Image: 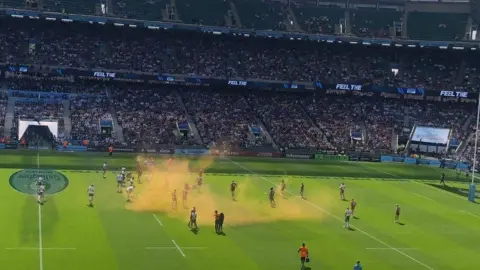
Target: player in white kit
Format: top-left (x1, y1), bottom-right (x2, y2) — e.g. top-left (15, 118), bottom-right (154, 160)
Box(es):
top-left (37, 178), bottom-right (45, 204)
top-left (339, 183), bottom-right (346, 200)
top-left (117, 174), bottom-right (123, 193)
top-left (102, 162), bottom-right (108, 178)
top-left (126, 184), bottom-right (135, 202)
top-left (121, 167), bottom-right (126, 180)
top-left (344, 207), bottom-right (352, 228)
top-left (88, 184), bottom-right (95, 206)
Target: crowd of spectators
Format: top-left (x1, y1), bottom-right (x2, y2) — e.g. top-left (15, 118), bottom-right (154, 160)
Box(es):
top-left (0, 92), bottom-right (7, 134)
top-left (2, 18), bottom-right (480, 91)
top-left (181, 90), bottom-right (261, 148)
top-left (70, 95), bottom-right (113, 145)
top-left (247, 93), bottom-right (331, 150)
top-left (111, 87), bottom-right (190, 146)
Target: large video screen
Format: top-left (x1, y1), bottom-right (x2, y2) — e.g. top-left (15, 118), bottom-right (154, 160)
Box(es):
top-left (411, 126), bottom-right (450, 144)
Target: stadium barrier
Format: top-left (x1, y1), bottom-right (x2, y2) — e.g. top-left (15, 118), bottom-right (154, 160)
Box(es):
top-left (175, 148), bottom-right (209, 156)
top-left (380, 155), bottom-right (469, 170)
top-left (285, 153), bottom-right (312, 159)
top-left (86, 146), bottom-right (173, 154)
top-left (57, 145), bottom-right (87, 152)
top-left (315, 153), bottom-right (349, 161)
top-left (1, 143), bottom-right (18, 149)
top-left (212, 150), bottom-right (283, 158)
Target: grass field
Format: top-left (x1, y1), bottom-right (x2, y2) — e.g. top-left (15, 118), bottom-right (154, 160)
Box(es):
top-left (1, 151), bottom-right (479, 270)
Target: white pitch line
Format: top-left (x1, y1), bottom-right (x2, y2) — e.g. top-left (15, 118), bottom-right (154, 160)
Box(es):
top-left (145, 247), bottom-right (207, 250)
top-left (172, 240), bottom-right (186, 257)
top-left (226, 158), bottom-right (435, 270)
top-left (366, 247), bottom-right (418, 250)
top-left (152, 214), bottom-right (163, 226)
top-left (6, 248), bottom-right (76, 250)
top-left (413, 193), bottom-right (434, 201)
top-left (37, 152), bottom-right (43, 270)
top-left (460, 210), bottom-right (480, 219)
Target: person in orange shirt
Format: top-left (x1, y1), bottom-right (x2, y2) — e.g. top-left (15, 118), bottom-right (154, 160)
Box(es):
top-left (108, 145), bottom-right (113, 157)
top-left (298, 243), bottom-right (309, 269)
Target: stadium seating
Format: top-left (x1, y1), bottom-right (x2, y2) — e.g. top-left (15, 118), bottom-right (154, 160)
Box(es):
top-left (181, 90), bottom-right (258, 148)
top-left (0, 0), bottom-right (25, 9)
top-left (350, 8), bottom-right (402, 37)
top-left (70, 95), bottom-right (113, 145)
top-left (234, 0), bottom-right (287, 31)
top-left (407, 12), bottom-right (469, 41)
top-left (292, 5), bottom-right (344, 34)
top-left (42, 0), bottom-right (97, 15)
top-left (247, 93), bottom-right (330, 149)
top-left (111, 87), bottom-right (187, 146)
top-left (111, 0), bottom-right (167, 21)
top-left (176, 0), bottom-right (230, 26)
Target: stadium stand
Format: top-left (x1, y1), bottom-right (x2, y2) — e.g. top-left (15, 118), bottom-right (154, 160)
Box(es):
top-left (111, 87), bottom-right (189, 146)
top-left (112, 0), bottom-right (167, 21)
top-left (407, 12), bottom-right (469, 41)
top-left (181, 89), bottom-right (258, 148)
top-left (350, 8), bottom-right (402, 38)
top-left (176, 0), bottom-right (230, 26)
top-left (292, 5), bottom-right (344, 34)
top-left (234, 0), bottom-right (288, 31)
top-left (42, 0), bottom-right (97, 15)
top-left (70, 95), bottom-right (113, 145)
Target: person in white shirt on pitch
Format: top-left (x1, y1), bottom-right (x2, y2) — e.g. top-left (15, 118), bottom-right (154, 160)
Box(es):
top-left (126, 184), bottom-right (135, 202)
top-left (88, 185), bottom-right (95, 206)
top-left (37, 178), bottom-right (46, 204)
top-left (344, 207), bottom-right (352, 228)
top-left (102, 162), bottom-right (108, 179)
top-left (117, 174), bottom-right (123, 193)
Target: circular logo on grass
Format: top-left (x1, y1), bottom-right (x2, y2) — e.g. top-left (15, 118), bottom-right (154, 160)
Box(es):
top-left (9, 169), bottom-right (69, 195)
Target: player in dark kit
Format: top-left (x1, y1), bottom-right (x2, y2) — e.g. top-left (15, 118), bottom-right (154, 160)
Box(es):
top-left (230, 181), bottom-right (237, 200)
top-left (196, 169), bottom-right (204, 190)
top-left (300, 183), bottom-right (305, 199)
top-left (394, 204), bottom-right (401, 223)
top-left (440, 172), bottom-right (446, 185)
top-left (269, 187), bottom-right (276, 208)
top-left (171, 189), bottom-right (177, 210)
top-left (183, 183), bottom-right (189, 208)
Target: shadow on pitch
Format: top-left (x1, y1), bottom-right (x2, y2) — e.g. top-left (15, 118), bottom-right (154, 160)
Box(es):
top-left (353, 216), bottom-right (360, 220)
top-left (191, 228), bottom-right (199, 235)
top-left (347, 227), bottom-right (356, 231)
top-left (303, 267), bottom-right (312, 270)
top-left (216, 232), bottom-right (227, 236)
top-left (398, 222), bottom-right (405, 226)
top-left (427, 183), bottom-right (480, 203)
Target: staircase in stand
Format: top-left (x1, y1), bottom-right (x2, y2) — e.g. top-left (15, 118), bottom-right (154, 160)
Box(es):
top-left (105, 88), bottom-right (125, 143)
top-left (3, 96), bottom-right (16, 138)
top-left (62, 99), bottom-right (71, 138)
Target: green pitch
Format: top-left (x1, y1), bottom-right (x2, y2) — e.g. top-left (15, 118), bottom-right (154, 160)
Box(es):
top-left (0, 151), bottom-right (479, 270)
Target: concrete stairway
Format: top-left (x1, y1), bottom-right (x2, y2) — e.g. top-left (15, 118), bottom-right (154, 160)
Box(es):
top-left (62, 99), bottom-right (72, 138)
top-left (174, 91), bottom-right (203, 144)
top-left (105, 89), bottom-right (125, 143)
top-left (3, 96), bottom-right (16, 138)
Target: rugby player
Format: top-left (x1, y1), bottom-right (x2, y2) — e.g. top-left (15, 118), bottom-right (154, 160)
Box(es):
top-left (230, 181), bottom-right (237, 200)
top-left (394, 204), bottom-right (401, 223)
top-left (340, 182), bottom-right (346, 200)
top-left (87, 184), bottom-right (95, 206)
top-left (344, 207), bottom-right (352, 228)
top-left (102, 162), bottom-right (108, 179)
top-left (126, 184), bottom-right (134, 202)
top-left (269, 187), bottom-right (276, 208)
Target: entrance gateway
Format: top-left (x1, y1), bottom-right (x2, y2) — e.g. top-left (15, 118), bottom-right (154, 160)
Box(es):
top-left (9, 169), bottom-right (69, 195)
